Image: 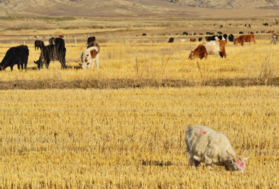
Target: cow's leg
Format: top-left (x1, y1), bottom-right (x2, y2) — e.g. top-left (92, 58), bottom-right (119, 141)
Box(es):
top-left (10, 66), bottom-right (13, 71)
top-left (17, 63), bottom-right (20, 70)
top-left (96, 58), bottom-right (99, 68)
top-left (219, 52), bottom-right (224, 58)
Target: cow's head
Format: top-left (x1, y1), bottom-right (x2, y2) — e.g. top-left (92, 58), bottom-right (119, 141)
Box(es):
top-left (188, 51), bottom-right (195, 59)
top-left (234, 39), bottom-right (239, 45)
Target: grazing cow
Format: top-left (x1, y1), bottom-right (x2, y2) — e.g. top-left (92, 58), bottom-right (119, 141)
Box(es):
top-left (0, 45), bottom-right (29, 71)
top-left (206, 32), bottom-right (214, 35)
top-left (202, 40), bottom-right (227, 58)
top-left (190, 38), bottom-right (196, 42)
top-left (168, 37), bottom-right (174, 43)
top-left (234, 34), bottom-right (256, 46)
top-left (267, 31), bottom-right (274, 33)
top-left (228, 34), bottom-right (234, 42)
top-left (49, 37), bottom-right (55, 45)
top-left (206, 35), bottom-right (218, 41)
top-left (248, 24), bottom-right (251, 28)
top-left (271, 33), bottom-right (279, 44)
top-left (175, 33), bottom-right (179, 35)
top-left (34, 45), bottom-right (66, 69)
top-left (256, 31), bottom-right (258, 33)
top-left (34, 40), bottom-right (45, 50)
top-left (220, 25), bottom-right (223, 28)
top-left (263, 23), bottom-right (269, 26)
top-left (189, 39), bottom-right (227, 59)
top-left (261, 31), bottom-right (265, 33)
top-left (217, 34), bottom-right (227, 42)
top-left (239, 31), bottom-right (244, 34)
top-left (217, 31), bottom-right (223, 35)
top-left (142, 33), bottom-right (146, 36)
top-left (198, 37), bottom-right (202, 42)
top-left (188, 45), bottom-right (208, 60)
top-left (244, 24), bottom-right (247, 27)
top-left (80, 46), bottom-right (100, 69)
top-left (248, 31), bottom-right (254, 34)
top-left (183, 32), bottom-right (188, 35)
top-left (199, 33), bottom-right (203, 35)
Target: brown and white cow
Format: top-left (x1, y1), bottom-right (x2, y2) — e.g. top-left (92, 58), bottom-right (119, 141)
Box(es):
top-left (189, 39), bottom-right (227, 59)
top-left (80, 46), bottom-right (100, 69)
top-left (188, 45), bottom-right (208, 60)
top-left (190, 38), bottom-right (196, 42)
top-left (271, 33), bottom-right (279, 44)
top-left (234, 34), bottom-right (256, 46)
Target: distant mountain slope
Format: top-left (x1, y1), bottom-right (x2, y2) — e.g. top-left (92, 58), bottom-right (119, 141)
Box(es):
top-left (164, 0), bottom-right (279, 8)
top-left (0, 0), bottom-right (279, 17)
top-left (0, 0), bottom-right (182, 16)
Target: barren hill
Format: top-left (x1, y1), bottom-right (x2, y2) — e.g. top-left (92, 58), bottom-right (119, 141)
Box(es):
top-left (0, 0), bottom-right (279, 17)
top-left (164, 0), bottom-right (279, 8)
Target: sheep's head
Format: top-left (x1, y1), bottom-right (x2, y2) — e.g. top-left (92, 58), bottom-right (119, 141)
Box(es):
top-left (226, 150), bottom-right (249, 173)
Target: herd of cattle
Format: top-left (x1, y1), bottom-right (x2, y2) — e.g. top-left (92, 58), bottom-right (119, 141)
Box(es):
top-left (0, 36), bottom-right (100, 71)
top-left (0, 30), bottom-right (278, 70)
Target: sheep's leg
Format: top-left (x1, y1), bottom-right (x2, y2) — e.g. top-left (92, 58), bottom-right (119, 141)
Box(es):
top-left (188, 156), bottom-right (200, 167)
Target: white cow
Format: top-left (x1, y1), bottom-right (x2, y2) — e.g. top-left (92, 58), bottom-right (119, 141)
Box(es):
top-left (80, 46), bottom-right (100, 69)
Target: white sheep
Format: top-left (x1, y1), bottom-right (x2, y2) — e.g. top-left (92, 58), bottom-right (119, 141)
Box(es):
top-left (185, 124), bottom-right (249, 172)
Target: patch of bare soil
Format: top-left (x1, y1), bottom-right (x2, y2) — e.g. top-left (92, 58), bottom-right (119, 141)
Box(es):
top-left (0, 78), bottom-right (278, 90)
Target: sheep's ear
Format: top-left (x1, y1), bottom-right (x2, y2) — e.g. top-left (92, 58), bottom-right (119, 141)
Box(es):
top-left (243, 157), bottom-right (249, 161)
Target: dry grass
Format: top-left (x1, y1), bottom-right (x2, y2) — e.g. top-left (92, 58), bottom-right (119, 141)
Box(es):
top-left (1, 87), bottom-right (279, 188)
top-left (0, 39), bottom-right (278, 85)
top-left (0, 34), bottom-right (279, 188)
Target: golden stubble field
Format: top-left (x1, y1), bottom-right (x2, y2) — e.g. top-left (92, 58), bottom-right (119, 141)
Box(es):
top-left (1, 87), bottom-right (279, 188)
top-left (0, 36), bottom-right (279, 188)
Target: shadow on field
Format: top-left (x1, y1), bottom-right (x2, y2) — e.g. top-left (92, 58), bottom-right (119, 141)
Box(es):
top-left (141, 160), bottom-right (172, 167)
top-left (0, 78), bottom-right (279, 90)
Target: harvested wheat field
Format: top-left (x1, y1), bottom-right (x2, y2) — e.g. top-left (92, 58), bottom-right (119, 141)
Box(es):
top-left (0, 37), bottom-right (279, 188)
top-left (1, 87), bottom-right (279, 188)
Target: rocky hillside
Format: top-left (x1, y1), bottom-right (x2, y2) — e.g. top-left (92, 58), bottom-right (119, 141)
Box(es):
top-left (165, 0), bottom-right (279, 8)
top-left (0, 0), bottom-right (180, 16)
top-left (0, 0), bottom-right (279, 17)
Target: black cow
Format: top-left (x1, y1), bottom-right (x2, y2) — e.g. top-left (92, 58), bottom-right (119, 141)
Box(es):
top-left (168, 38), bottom-right (174, 43)
top-left (198, 37), bottom-right (202, 42)
top-left (34, 40), bottom-right (45, 50)
top-left (34, 45), bottom-right (66, 70)
top-left (219, 34), bottom-right (228, 42)
top-left (217, 31), bottom-right (223, 35)
top-left (183, 32), bottom-right (188, 35)
top-left (206, 35), bottom-right (218, 41)
top-left (142, 33), bottom-right (146, 36)
top-left (220, 25), bottom-right (223, 28)
top-left (87, 36), bottom-right (96, 45)
top-left (0, 45), bottom-right (29, 71)
top-left (206, 32), bottom-right (214, 35)
top-left (245, 24), bottom-right (247, 27)
top-left (248, 24), bottom-right (251, 28)
top-left (263, 23), bottom-right (269, 26)
top-left (239, 31), bottom-right (244, 34)
top-left (228, 34), bottom-right (234, 42)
